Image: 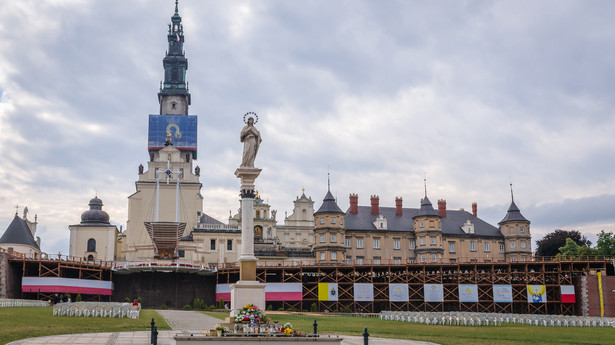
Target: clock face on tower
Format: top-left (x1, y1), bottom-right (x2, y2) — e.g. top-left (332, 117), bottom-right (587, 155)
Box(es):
top-left (165, 169), bottom-right (172, 177)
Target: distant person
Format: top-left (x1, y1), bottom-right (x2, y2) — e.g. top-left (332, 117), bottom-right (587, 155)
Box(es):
top-left (62, 294), bottom-right (68, 303)
top-left (132, 299), bottom-right (139, 306)
top-left (52, 294), bottom-right (59, 305)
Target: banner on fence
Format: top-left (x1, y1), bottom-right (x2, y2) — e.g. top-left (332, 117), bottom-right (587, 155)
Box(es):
top-left (424, 284), bottom-right (444, 302)
top-left (21, 277), bottom-right (113, 295)
top-left (560, 285), bottom-right (575, 303)
top-left (493, 284), bottom-right (513, 303)
top-left (527, 285), bottom-right (547, 303)
top-left (353, 283), bottom-right (374, 302)
top-left (389, 284), bottom-right (409, 302)
top-left (216, 283), bottom-right (303, 302)
top-left (458, 284), bottom-right (479, 303)
top-left (318, 283), bottom-right (338, 301)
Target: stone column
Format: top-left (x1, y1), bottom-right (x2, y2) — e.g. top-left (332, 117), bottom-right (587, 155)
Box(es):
top-left (230, 167), bottom-right (265, 317)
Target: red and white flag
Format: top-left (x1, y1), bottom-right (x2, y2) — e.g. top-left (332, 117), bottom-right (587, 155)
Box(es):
top-left (561, 285), bottom-right (575, 303)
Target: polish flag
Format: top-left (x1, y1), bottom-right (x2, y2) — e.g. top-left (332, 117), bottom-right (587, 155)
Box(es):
top-left (561, 285), bottom-right (575, 303)
top-left (216, 283), bottom-right (302, 302)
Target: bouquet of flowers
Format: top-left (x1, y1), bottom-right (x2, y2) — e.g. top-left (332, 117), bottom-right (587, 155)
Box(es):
top-left (234, 304), bottom-right (265, 323)
top-left (283, 322), bottom-right (293, 335)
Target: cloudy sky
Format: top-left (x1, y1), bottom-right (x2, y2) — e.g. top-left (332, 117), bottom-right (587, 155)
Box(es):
top-left (1, 0), bottom-right (614, 255)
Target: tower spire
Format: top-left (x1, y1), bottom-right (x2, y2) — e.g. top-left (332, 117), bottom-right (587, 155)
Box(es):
top-left (327, 169), bottom-right (331, 192)
top-left (158, 0), bottom-right (191, 115)
top-left (510, 182), bottom-right (514, 202)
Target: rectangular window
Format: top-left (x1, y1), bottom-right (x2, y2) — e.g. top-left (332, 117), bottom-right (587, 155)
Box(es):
top-left (511, 257), bottom-right (517, 262)
top-left (331, 252), bottom-right (337, 260)
top-left (320, 234), bottom-right (325, 243)
top-left (374, 239), bottom-right (380, 249)
top-left (331, 234), bottom-right (336, 243)
top-left (470, 241), bottom-right (476, 251)
top-left (227, 240), bottom-right (232, 251)
top-left (357, 257), bottom-right (364, 265)
top-left (520, 226), bottom-right (525, 233)
top-left (394, 239), bottom-right (400, 249)
top-left (449, 242), bottom-right (455, 253)
top-left (420, 238), bottom-right (425, 246)
top-left (320, 252), bottom-right (325, 261)
top-left (345, 239), bottom-right (351, 247)
top-left (394, 257), bottom-right (401, 264)
top-left (374, 257), bottom-right (381, 265)
top-left (210, 239), bottom-right (216, 250)
top-left (409, 240), bottom-right (415, 249)
top-left (521, 241), bottom-right (526, 248)
top-left (484, 242), bottom-right (490, 252)
top-left (431, 254), bottom-right (437, 262)
top-left (419, 221), bottom-right (425, 228)
top-left (500, 244), bottom-right (505, 253)
top-left (431, 237), bottom-right (436, 245)
top-left (320, 218), bottom-right (325, 224)
top-left (357, 239), bottom-right (364, 249)
top-left (510, 241), bottom-right (516, 249)
top-left (331, 218), bottom-right (336, 224)
top-left (346, 258), bottom-right (352, 265)
top-left (178, 250), bottom-right (185, 258)
top-left (420, 254), bottom-right (426, 263)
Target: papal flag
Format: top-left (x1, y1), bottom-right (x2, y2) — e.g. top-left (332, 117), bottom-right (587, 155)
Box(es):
top-left (527, 285), bottom-right (547, 303)
top-left (318, 283), bottom-right (338, 301)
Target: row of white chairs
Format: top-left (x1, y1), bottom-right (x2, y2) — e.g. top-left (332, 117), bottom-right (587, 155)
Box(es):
top-left (0, 298), bottom-right (49, 308)
top-left (380, 311), bottom-right (615, 327)
top-left (52, 302), bottom-right (140, 318)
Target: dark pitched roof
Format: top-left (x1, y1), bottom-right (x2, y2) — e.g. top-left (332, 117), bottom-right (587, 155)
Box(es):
top-left (415, 196), bottom-right (441, 218)
top-left (0, 216), bottom-right (40, 250)
top-left (199, 213), bottom-right (224, 225)
top-left (345, 206), bottom-right (502, 238)
top-left (315, 190), bottom-right (344, 215)
top-left (499, 201), bottom-right (529, 224)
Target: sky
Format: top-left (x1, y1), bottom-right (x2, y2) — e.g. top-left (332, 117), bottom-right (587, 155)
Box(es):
top-left (0, 0), bottom-right (614, 255)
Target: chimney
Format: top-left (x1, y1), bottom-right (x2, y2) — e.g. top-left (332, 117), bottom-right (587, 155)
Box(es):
top-left (472, 202), bottom-right (477, 217)
top-left (438, 199), bottom-right (447, 217)
top-left (395, 197), bottom-right (403, 216)
top-left (370, 195), bottom-right (379, 215)
top-left (349, 194), bottom-right (358, 214)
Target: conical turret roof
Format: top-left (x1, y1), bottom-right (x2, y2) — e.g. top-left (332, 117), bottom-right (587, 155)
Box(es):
top-left (0, 215), bottom-right (40, 250)
top-left (414, 196), bottom-right (441, 218)
top-left (315, 190), bottom-right (344, 215)
top-left (499, 200), bottom-right (529, 224)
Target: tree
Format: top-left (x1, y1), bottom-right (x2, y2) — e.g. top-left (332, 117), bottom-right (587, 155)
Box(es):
top-left (535, 229), bottom-right (591, 257)
top-left (558, 238), bottom-right (580, 256)
top-left (596, 230), bottom-right (615, 255)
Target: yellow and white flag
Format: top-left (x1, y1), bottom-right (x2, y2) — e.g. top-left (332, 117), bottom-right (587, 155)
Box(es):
top-left (318, 283), bottom-right (338, 301)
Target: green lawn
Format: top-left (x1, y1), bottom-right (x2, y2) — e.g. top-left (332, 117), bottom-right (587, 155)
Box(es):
top-left (199, 311), bottom-right (615, 345)
top-left (0, 307), bottom-right (170, 345)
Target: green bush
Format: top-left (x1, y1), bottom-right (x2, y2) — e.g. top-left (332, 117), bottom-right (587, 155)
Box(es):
top-left (310, 303), bottom-right (318, 312)
top-left (343, 305), bottom-right (351, 313)
top-left (160, 304), bottom-right (168, 309)
top-left (183, 305), bottom-right (192, 310)
top-left (75, 294), bottom-right (82, 302)
top-left (65, 293), bottom-right (71, 301)
top-left (191, 298), bottom-right (206, 310)
top-left (266, 304), bottom-right (273, 311)
top-left (333, 309), bottom-right (339, 313)
top-left (277, 307), bottom-right (285, 311)
top-left (124, 297), bottom-right (131, 303)
top-left (136, 297), bottom-right (142, 304)
top-left (218, 298), bottom-right (225, 309)
top-left (208, 305), bottom-right (215, 310)
top-left (287, 308), bottom-right (296, 312)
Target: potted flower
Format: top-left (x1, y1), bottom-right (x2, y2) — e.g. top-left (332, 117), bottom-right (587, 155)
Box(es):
top-left (234, 304), bottom-right (266, 324)
top-left (215, 326), bottom-right (224, 336)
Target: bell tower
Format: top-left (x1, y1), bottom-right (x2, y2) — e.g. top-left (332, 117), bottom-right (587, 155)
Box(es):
top-left (158, 0), bottom-right (191, 116)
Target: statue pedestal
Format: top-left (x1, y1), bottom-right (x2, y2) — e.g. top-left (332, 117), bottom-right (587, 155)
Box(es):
top-left (229, 280), bottom-right (266, 317)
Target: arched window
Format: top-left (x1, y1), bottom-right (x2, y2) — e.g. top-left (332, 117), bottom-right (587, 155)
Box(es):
top-left (87, 238), bottom-right (96, 252)
top-left (87, 255), bottom-right (94, 262)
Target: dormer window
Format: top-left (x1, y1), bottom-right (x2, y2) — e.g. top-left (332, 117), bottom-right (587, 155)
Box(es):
top-left (373, 215), bottom-right (387, 230)
top-left (461, 219), bottom-right (475, 234)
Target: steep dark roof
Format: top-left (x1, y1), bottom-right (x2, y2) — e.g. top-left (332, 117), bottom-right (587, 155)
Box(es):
top-left (415, 196), bottom-right (441, 218)
top-left (199, 213), bottom-right (224, 225)
top-left (314, 191), bottom-right (344, 215)
top-left (345, 206), bottom-right (502, 238)
top-left (0, 216), bottom-right (40, 250)
top-left (499, 201), bottom-right (529, 224)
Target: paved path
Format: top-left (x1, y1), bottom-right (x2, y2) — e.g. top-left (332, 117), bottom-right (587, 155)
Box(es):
top-left (7, 310), bottom-right (438, 345)
top-left (157, 310), bottom-right (220, 331)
